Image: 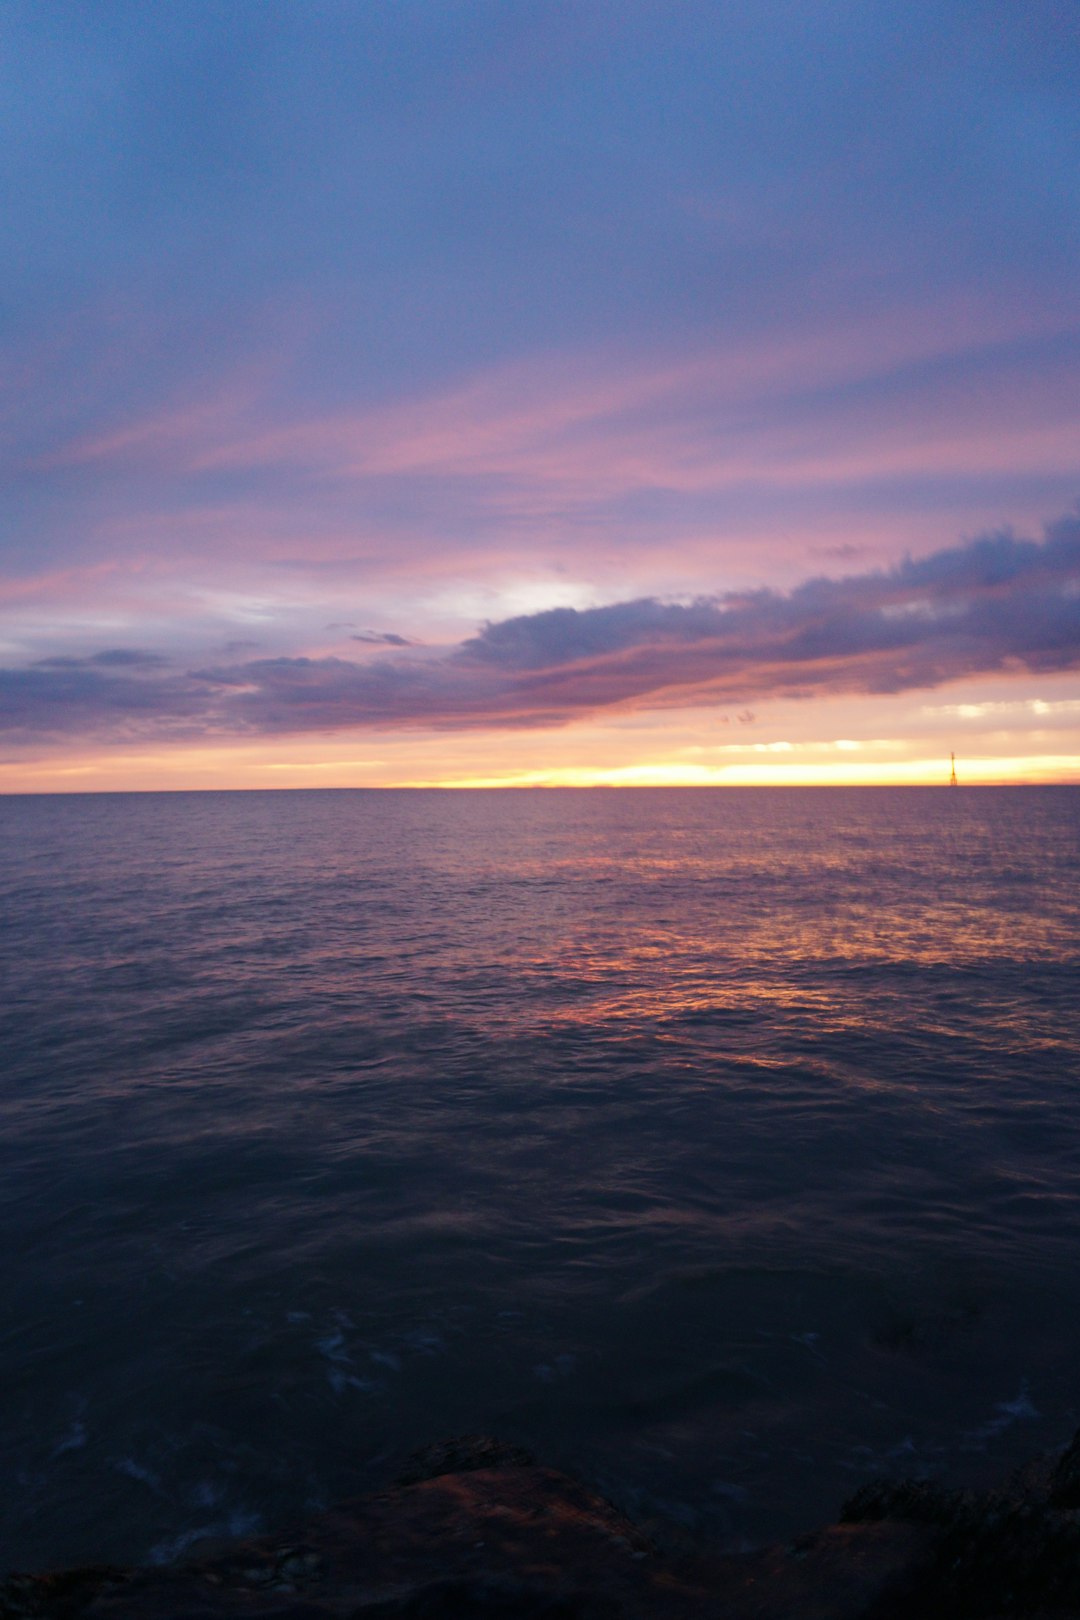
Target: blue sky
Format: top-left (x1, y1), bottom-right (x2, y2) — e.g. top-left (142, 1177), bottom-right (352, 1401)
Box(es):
top-left (3, 1), bottom-right (1079, 786)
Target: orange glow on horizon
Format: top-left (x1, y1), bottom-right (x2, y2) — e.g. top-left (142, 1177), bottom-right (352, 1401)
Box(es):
top-left (2, 678), bottom-right (1078, 794)
top-left (410, 756), bottom-right (1080, 789)
top-left (2, 744), bottom-right (1078, 794)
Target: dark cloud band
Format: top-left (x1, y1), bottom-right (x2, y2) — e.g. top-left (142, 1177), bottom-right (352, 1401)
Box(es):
top-left (4, 515), bottom-right (1079, 747)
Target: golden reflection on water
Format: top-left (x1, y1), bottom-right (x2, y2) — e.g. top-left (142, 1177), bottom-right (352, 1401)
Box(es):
top-left (509, 836), bottom-right (1070, 1031)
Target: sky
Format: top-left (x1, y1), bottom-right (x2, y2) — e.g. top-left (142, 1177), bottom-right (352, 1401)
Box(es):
top-left (3, 0), bottom-right (1080, 790)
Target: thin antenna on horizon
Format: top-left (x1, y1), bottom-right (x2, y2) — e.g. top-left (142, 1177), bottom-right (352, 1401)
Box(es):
top-left (949, 751), bottom-right (958, 787)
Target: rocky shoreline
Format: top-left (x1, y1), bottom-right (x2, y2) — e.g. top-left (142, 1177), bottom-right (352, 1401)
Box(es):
top-left (7, 1430), bottom-right (1080, 1618)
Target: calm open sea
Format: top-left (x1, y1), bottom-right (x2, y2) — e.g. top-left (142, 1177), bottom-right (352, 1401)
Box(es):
top-left (2, 786), bottom-right (1079, 1569)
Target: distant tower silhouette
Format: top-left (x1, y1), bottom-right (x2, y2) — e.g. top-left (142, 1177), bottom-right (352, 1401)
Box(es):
top-left (949, 752), bottom-right (958, 787)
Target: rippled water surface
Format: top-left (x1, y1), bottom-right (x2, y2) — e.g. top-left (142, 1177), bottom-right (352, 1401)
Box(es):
top-left (2, 786), bottom-right (1080, 1568)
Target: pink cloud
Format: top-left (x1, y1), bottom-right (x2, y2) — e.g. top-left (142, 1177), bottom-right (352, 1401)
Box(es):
top-left (4, 514), bottom-right (1078, 745)
top-left (35, 291), bottom-right (1078, 507)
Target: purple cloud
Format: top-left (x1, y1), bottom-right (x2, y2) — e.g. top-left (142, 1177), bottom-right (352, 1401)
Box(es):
top-left (33, 648), bottom-right (169, 670)
top-left (3, 516), bottom-right (1079, 746)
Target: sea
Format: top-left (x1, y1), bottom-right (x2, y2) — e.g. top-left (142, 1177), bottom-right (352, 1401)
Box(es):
top-left (2, 785), bottom-right (1079, 1571)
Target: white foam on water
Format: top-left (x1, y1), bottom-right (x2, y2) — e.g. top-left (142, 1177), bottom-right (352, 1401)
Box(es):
top-left (51, 1420), bottom-right (87, 1458)
top-left (316, 1331), bottom-right (350, 1363)
top-left (327, 1367), bottom-right (378, 1395)
top-left (114, 1457), bottom-right (163, 1492)
top-left (963, 1381), bottom-right (1040, 1447)
top-left (533, 1351), bottom-right (576, 1383)
top-left (191, 1480), bottom-right (224, 1508)
top-left (148, 1507), bottom-right (263, 1567)
top-left (401, 1328), bottom-right (445, 1354)
top-left (999, 1385), bottom-right (1040, 1421)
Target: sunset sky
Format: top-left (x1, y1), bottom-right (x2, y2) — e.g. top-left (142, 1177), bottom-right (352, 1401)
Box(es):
top-left (3, 1), bottom-right (1079, 790)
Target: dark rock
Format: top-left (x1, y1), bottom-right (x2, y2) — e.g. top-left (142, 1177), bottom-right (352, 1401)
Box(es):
top-left (395, 1434), bottom-right (537, 1485)
top-left (1049, 1429), bottom-right (1080, 1509)
top-left (13, 1428), bottom-right (1080, 1619)
top-left (352, 1580), bottom-right (626, 1616)
top-left (0, 1568), bottom-right (124, 1619)
top-left (40, 1462), bottom-right (687, 1619)
top-left (841, 1428), bottom-right (1080, 1617)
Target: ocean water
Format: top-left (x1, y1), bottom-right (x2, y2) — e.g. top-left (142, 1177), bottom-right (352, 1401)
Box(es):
top-left (2, 785), bottom-right (1079, 1570)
